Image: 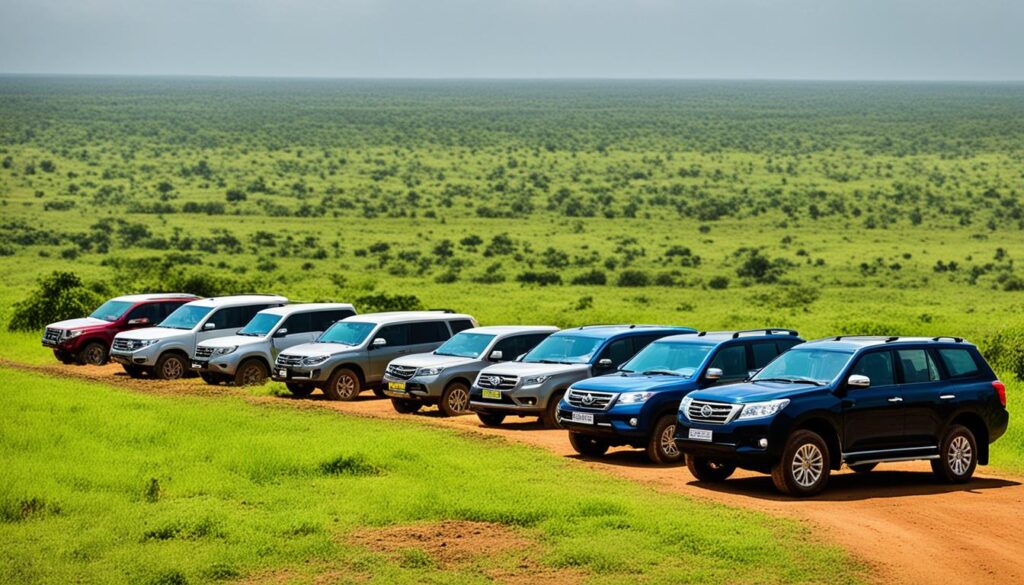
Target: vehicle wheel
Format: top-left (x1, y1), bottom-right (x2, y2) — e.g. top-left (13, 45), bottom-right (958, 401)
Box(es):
top-left (568, 432), bottom-right (609, 457)
top-left (78, 342), bottom-right (109, 366)
top-left (323, 367), bottom-right (361, 401)
top-left (234, 359), bottom-right (269, 387)
top-left (477, 412), bottom-right (506, 427)
top-left (123, 365), bottom-right (146, 378)
top-left (54, 350), bottom-right (75, 364)
top-left (439, 381), bottom-right (471, 416)
top-left (931, 424), bottom-right (978, 484)
top-left (154, 353), bottom-right (187, 380)
top-left (391, 399), bottom-right (422, 414)
top-left (372, 386), bottom-right (386, 398)
top-left (286, 383), bottom-right (314, 397)
top-left (540, 390), bottom-right (566, 428)
top-left (849, 462), bottom-right (878, 473)
top-left (686, 456), bottom-right (737, 482)
top-left (646, 414), bottom-right (685, 465)
top-left (199, 372), bottom-right (222, 385)
top-left (771, 430), bottom-right (831, 497)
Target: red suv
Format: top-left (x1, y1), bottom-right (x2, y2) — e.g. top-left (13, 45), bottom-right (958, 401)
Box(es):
top-left (43, 293), bottom-right (198, 365)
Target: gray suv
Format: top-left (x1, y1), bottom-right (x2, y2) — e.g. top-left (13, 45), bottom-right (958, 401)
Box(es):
top-left (382, 326), bottom-right (558, 416)
top-left (271, 311), bottom-right (478, 400)
top-left (191, 303), bottom-right (356, 387)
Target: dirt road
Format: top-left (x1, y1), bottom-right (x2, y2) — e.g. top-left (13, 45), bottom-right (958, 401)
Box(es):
top-left (10, 361), bottom-right (1024, 585)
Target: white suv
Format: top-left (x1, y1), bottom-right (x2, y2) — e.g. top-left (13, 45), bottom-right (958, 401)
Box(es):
top-left (109, 295), bottom-right (288, 379)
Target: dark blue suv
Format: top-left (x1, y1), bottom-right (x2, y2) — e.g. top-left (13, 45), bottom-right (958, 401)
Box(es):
top-left (558, 329), bottom-right (804, 464)
top-left (675, 336), bottom-right (1010, 496)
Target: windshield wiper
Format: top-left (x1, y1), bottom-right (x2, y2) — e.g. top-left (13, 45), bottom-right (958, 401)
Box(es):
top-left (642, 369), bottom-right (681, 376)
top-left (537, 359), bottom-right (570, 365)
top-left (787, 377), bottom-right (824, 386)
top-left (755, 377), bottom-right (796, 384)
top-left (756, 376), bottom-right (823, 386)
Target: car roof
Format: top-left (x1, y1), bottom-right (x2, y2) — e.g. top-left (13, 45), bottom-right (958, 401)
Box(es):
top-left (460, 325), bottom-right (559, 336)
top-left (186, 295), bottom-right (289, 308)
top-left (343, 311), bottom-right (475, 325)
top-left (112, 293), bottom-right (199, 303)
top-left (801, 336), bottom-right (976, 352)
top-left (556, 325), bottom-right (696, 339)
top-left (685, 329), bottom-right (802, 343)
top-left (258, 303), bottom-right (355, 317)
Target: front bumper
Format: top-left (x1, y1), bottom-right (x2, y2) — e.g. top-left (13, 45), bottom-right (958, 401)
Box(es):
top-left (674, 414), bottom-right (781, 471)
top-left (271, 365), bottom-right (329, 384)
top-left (190, 353), bottom-right (244, 375)
top-left (468, 384), bottom-right (546, 415)
top-left (557, 402), bottom-right (648, 443)
top-left (42, 335), bottom-right (85, 353)
top-left (109, 346), bottom-right (160, 367)
top-left (381, 374), bottom-right (445, 401)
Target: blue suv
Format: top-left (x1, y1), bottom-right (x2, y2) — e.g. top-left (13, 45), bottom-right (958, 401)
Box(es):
top-left (675, 336), bottom-right (1010, 496)
top-left (558, 329), bottom-right (803, 464)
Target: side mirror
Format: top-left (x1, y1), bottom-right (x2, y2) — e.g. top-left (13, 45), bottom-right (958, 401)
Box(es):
top-left (489, 350), bottom-right (503, 361)
top-left (128, 317), bottom-right (149, 326)
top-left (372, 337), bottom-right (387, 348)
top-left (705, 367), bottom-right (723, 381)
top-left (203, 322), bottom-right (216, 330)
top-left (847, 374), bottom-right (871, 389)
top-left (274, 328), bottom-right (288, 338)
top-left (596, 358), bottom-right (614, 370)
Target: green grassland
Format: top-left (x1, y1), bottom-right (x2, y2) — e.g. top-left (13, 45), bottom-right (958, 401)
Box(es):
top-left (0, 367), bottom-right (861, 584)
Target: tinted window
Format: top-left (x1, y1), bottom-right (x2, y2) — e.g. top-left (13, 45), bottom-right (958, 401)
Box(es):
top-left (448, 319), bottom-right (475, 334)
top-left (89, 300), bottom-right (134, 322)
top-left (378, 324), bottom-right (410, 346)
top-left (311, 309), bottom-right (354, 332)
top-left (599, 338), bottom-right (634, 368)
top-left (751, 341), bottom-right (780, 369)
top-left (282, 312), bottom-right (313, 334)
top-left (158, 301), bottom-right (189, 320)
top-left (851, 351), bottom-right (895, 386)
top-left (897, 349), bottom-right (940, 383)
top-left (126, 303), bottom-right (162, 324)
top-left (622, 341), bottom-right (716, 378)
top-left (937, 349), bottom-right (980, 378)
top-left (160, 305), bottom-right (212, 330)
top-left (754, 348), bottom-right (853, 385)
top-left (709, 345), bottom-right (747, 379)
top-left (239, 313), bottom-right (281, 337)
top-left (490, 335), bottom-right (523, 361)
top-left (437, 333), bottom-right (496, 358)
top-left (631, 333), bottom-right (668, 354)
top-left (410, 321), bottom-right (450, 344)
top-left (519, 333), bottom-right (553, 353)
top-left (319, 321), bottom-right (374, 345)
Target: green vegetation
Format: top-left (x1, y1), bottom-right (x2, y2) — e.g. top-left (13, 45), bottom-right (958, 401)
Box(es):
top-left (0, 368), bottom-right (861, 584)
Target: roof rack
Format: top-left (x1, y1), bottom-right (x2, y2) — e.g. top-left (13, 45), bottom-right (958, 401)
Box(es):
top-left (428, 308), bottom-right (456, 314)
top-left (932, 336), bottom-right (964, 343)
top-left (697, 328), bottom-right (799, 338)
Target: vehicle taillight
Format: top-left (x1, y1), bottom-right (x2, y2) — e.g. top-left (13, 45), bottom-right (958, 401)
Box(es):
top-left (993, 381), bottom-right (1006, 407)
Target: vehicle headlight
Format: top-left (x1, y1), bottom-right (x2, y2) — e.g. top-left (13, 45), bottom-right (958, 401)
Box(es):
top-left (128, 339), bottom-right (157, 350)
top-left (213, 346), bottom-right (237, 356)
top-left (417, 366), bottom-right (444, 377)
top-left (65, 329), bottom-right (84, 339)
top-left (737, 399), bottom-right (790, 420)
top-left (521, 375), bottom-right (549, 387)
top-left (679, 395), bottom-right (694, 416)
top-left (618, 391), bottom-right (655, 404)
top-left (301, 355), bottom-right (330, 367)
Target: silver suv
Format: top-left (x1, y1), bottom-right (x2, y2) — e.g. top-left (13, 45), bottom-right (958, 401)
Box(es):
top-left (110, 295), bottom-right (288, 380)
top-left (271, 311), bottom-right (478, 400)
top-left (191, 303), bottom-right (356, 387)
top-left (382, 326), bottom-right (558, 416)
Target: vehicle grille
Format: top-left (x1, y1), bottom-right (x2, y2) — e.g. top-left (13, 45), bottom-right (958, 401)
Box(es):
top-left (43, 328), bottom-right (63, 344)
top-left (276, 354), bottom-right (304, 367)
top-left (686, 400), bottom-right (741, 425)
top-left (194, 346), bottom-right (215, 359)
top-left (477, 374), bottom-right (518, 390)
top-left (565, 389), bottom-right (616, 410)
top-left (112, 338), bottom-right (143, 352)
top-left (386, 364), bottom-right (418, 380)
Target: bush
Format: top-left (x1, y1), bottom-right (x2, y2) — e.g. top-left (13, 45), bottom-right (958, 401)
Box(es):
top-left (516, 271), bottom-right (562, 286)
top-left (977, 326), bottom-right (1024, 381)
top-left (708, 276), bottom-right (730, 289)
top-left (616, 270), bottom-right (651, 287)
top-left (355, 292), bottom-right (423, 312)
top-left (735, 248), bottom-right (792, 284)
top-left (8, 271), bottom-right (100, 331)
top-left (571, 269), bottom-right (607, 285)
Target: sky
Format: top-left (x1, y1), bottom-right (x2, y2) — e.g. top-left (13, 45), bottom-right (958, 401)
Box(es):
top-left (0, 0), bottom-right (1021, 80)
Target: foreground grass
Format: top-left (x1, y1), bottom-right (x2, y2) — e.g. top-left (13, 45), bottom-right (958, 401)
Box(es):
top-left (0, 368), bottom-right (861, 584)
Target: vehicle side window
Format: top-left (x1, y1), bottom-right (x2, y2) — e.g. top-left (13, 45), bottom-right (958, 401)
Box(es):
top-left (709, 345), bottom-right (747, 380)
top-left (599, 338), bottom-right (634, 368)
top-left (310, 310), bottom-right (351, 332)
top-left (126, 303), bottom-right (161, 324)
top-left (777, 338), bottom-right (802, 352)
top-left (159, 302), bottom-right (187, 320)
top-left (631, 334), bottom-right (666, 354)
top-left (937, 349), bottom-right (980, 379)
top-left (232, 305), bottom-right (265, 329)
top-left (378, 324), bottom-right (410, 346)
top-left (204, 308), bottom-right (229, 330)
top-left (491, 336), bottom-right (522, 362)
top-left (410, 321), bottom-right (450, 344)
top-left (850, 351), bottom-right (895, 386)
top-left (282, 313), bottom-right (312, 335)
top-left (751, 341), bottom-right (780, 369)
top-left (896, 349), bottom-right (940, 383)
top-left (520, 333), bottom-right (552, 353)
top-left (448, 319), bottom-right (475, 334)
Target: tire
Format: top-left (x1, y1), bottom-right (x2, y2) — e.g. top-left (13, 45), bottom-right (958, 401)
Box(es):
top-left (540, 390), bottom-right (566, 428)
top-left (568, 432), bottom-right (609, 457)
top-left (123, 365), bottom-right (146, 378)
top-left (849, 462), bottom-right (878, 473)
top-left (477, 412), bottom-right (506, 427)
top-left (771, 429), bottom-right (831, 497)
top-left (686, 456), bottom-right (737, 482)
top-left (154, 353), bottom-right (187, 380)
top-left (391, 399), bottom-right (422, 414)
top-left (323, 367), bottom-right (361, 401)
top-left (234, 359), bottom-right (269, 387)
top-left (199, 372), bottom-right (222, 385)
top-left (54, 350), bottom-right (75, 365)
top-left (931, 424), bottom-right (978, 484)
top-left (78, 341), bottom-right (108, 366)
top-left (646, 414), bottom-right (685, 465)
top-left (439, 381), bottom-right (471, 417)
top-left (286, 383), bottom-right (314, 397)
top-left (371, 387), bottom-right (386, 398)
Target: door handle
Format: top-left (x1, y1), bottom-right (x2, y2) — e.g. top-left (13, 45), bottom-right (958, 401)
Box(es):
top-left (887, 397), bottom-right (903, 403)
top-left (939, 394), bottom-right (956, 400)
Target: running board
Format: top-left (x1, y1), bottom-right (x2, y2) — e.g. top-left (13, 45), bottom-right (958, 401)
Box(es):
top-left (845, 454), bottom-right (940, 466)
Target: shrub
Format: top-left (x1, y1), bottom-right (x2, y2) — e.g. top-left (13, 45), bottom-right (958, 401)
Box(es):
top-left (708, 276), bottom-right (730, 289)
top-left (225, 189), bottom-right (247, 202)
top-left (355, 292), bottom-right (423, 312)
top-left (977, 326), bottom-right (1024, 381)
top-left (616, 270), bottom-right (651, 287)
top-left (735, 248), bottom-right (792, 284)
top-left (571, 269), bottom-right (607, 285)
top-left (516, 271), bottom-right (562, 286)
top-left (8, 271), bottom-right (100, 331)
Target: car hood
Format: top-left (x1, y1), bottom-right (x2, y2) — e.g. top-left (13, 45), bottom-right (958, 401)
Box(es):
top-left (572, 373), bottom-right (695, 393)
top-left (47, 317), bottom-right (109, 330)
top-left (391, 353), bottom-right (477, 369)
top-left (280, 342), bottom-right (361, 358)
top-left (115, 327), bottom-right (187, 341)
top-left (199, 335), bottom-right (264, 348)
top-left (689, 380), bottom-right (825, 404)
top-left (479, 362), bottom-right (589, 378)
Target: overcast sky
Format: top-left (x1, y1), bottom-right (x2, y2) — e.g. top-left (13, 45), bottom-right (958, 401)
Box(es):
top-left (1, 0), bottom-right (1021, 80)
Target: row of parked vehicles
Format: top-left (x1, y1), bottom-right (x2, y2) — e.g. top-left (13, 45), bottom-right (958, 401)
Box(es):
top-left (43, 293), bottom-right (1009, 496)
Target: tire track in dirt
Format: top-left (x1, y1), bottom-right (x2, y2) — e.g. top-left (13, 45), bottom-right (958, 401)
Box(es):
top-left (7, 360), bottom-right (1023, 585)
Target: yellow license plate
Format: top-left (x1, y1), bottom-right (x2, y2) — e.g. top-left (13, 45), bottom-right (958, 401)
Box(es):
top-left (482, 389), bottom-right (501, 400)
top-left (388, 381), bottom-right (407, 392)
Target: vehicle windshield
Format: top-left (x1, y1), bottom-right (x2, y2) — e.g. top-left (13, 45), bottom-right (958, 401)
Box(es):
top-left (435, 332), bottom-right (496, 358)
top-left (522, 334), bottom-right (602, 365)
top-left (318, 321), bottom-right (375, 346)
top-left (158, 305), bottom-right (212, 330)
top-left (238, 313), bottom-right (281, 337)
top-left (621, 342), bottom-right (716, 377)
top-left (753, 348), bottom-right (854, 385)
top-left (89, 300), bottom-right (134, 322)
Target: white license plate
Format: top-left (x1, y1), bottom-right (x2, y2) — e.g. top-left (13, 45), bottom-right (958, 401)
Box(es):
top-left (688, 428), bottom-right (713, 442)
top-left (278, 369), bottom-right (288, 378)
top-left (191, 362), bottom-right (202, 369)
top-left (571, 412), bottom-right (595, 425)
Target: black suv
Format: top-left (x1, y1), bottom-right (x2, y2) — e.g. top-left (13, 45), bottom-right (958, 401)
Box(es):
top-left (674, 336), bottom-right (1009, 496)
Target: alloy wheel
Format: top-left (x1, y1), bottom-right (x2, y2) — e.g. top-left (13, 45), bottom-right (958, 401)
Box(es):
top-left (447, 386), bottom-right (470, 413)
top-left (948, 435), bottom-right (972, 476)
top-left (660, 424), bottom-right (680, 457)
top-left (791, 443), bottom-right (824, 488)
top-left (335, 374), bottom-right (357, 399)
top-left (162, 358), bottom-right (183, 379)
top-left (84, 345), bottom-right (105, 365)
